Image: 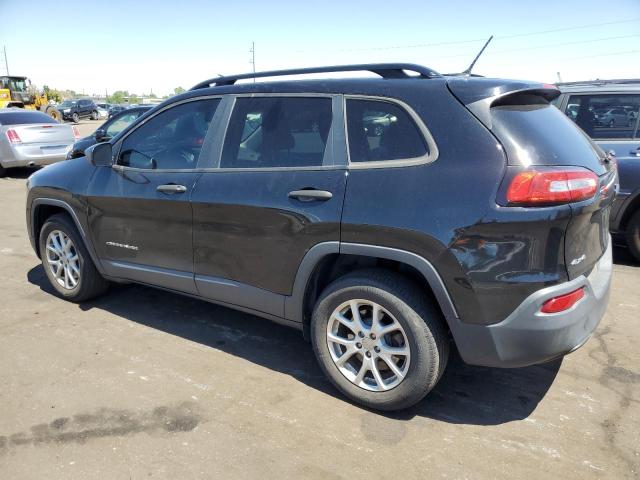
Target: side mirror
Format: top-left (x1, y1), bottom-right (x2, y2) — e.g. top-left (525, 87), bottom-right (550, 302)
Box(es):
top-left (94, 128), bottom-right (110, 142)
top-left (85, 142), bottom-right (113, 167)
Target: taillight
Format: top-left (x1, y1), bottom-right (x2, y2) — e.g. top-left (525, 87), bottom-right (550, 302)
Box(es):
top-left (72, 126), bottom-right (80, 139)
top-left (6, 129), bottom-right (21, 144)
top-left (540, 287), bottom-right (585, 314)
top-left (506, 168), bottom-right (598, 205)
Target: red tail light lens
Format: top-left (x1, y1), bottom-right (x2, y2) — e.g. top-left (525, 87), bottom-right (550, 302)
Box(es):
top-left (72, 126), bottom-right (80, 139)
top-left (6, 129), bottom-right (21, 144)
top-left (540, 287), bottom-right (585, 314)
top-left (506, 168), bottom-right (598, 205)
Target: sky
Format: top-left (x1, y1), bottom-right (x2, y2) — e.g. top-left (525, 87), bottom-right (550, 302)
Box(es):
top-left (1, 0), bottom-right (639, 97)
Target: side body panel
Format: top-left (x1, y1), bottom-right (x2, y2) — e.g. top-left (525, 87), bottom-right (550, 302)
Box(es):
top-left (341, 81), bottom-right (571, 326)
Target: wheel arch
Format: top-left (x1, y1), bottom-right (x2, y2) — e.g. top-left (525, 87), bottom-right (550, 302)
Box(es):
top-left (619, 189), bottom-right (640, 232)
top-left (31, 198), bottom-right (103, 272)
top-left (285, 242), bottom-right (459, 339)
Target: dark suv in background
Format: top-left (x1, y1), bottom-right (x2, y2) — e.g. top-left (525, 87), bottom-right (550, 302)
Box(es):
top-left (26, 64), bottom-right (615, 411)
top-left (554, 80), bottom-right (640, 261)
top-left (58, 98), bottom-right (99, 123)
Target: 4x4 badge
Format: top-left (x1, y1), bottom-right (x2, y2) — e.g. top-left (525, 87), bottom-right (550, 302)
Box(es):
top-left (570, 254), bottom-right (586, 266)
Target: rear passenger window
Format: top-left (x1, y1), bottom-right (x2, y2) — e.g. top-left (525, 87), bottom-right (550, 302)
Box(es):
top-left (564, 94), bottom-right (640, 139)
top-left (220, 97), bottom-right (332, 168)
top-left (346, 99), bottom-right (428, 163)
top-left (118, 99), bottom-right (219, 170)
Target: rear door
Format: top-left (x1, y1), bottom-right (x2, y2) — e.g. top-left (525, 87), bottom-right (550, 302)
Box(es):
top-left (191, 95), bottom-right (346, 317)
top-left (86, 97), bottom-right (222, 294)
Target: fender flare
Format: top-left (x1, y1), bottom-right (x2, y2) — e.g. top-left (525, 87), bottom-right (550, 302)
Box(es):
top-left (30, 198), bottom-right (104, 272)
top-left (284, 241), bottom-right (459, 324)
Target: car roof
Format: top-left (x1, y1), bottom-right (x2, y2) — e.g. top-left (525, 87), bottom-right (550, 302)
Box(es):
top-left (557, 79), bottom-right (640, 94)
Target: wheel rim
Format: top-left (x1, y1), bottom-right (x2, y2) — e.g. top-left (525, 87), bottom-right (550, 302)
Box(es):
top-left (45, 230), bottom-right (80, 290)
top-left (326, 299), bottom-right (411, 392)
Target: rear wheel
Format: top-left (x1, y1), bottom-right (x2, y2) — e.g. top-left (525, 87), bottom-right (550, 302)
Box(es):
top-left (39, 213), bottom-right (109, 301)
top-left (310, 269), bottom-right (449, 411)
top-left (90, 110), bottom-right (98, 120)
top-left (626, 210), bottom-right (640, 263)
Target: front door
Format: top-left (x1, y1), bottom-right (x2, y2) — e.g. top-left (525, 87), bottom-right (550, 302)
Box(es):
top-left (86, 97), bottom-right (222, 294)
top-left (191, 95), bottom-right (347, 317)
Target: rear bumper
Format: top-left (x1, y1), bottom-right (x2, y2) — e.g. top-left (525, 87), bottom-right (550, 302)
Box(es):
top-left (2, 143), bottom-right (72, 168)
top-left (450, 237), bottom-right (612, 368)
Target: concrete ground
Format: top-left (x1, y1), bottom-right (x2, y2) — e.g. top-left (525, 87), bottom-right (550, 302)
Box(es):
top-left (0, 170), bottom-right (639, 480)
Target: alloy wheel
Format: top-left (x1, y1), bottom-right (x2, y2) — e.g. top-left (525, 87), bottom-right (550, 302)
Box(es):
top-left (45, 230), bottom-right (80, 290)
top-left (326, 299), bottom-right (411, 391)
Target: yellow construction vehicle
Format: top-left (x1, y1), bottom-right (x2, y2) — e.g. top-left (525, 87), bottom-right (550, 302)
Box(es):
top-left (0, 76), bottom-right (62, 121)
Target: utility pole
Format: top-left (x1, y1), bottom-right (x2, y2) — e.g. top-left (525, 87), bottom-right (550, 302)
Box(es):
top-left (249, 41), bottom-right (256, 82)
top-left (3, 46), bottom-right (9, 76)
top-left (556, 72), bottom-right (563, 83)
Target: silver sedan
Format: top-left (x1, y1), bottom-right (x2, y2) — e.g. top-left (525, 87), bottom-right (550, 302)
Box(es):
top-left (0, 109), bottom-right (78, 177)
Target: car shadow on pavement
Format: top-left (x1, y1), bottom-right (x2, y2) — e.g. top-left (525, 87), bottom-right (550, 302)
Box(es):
top-left (613, 244), bottom-right (638, 267)
top-left (28, 264), bottom-right (560, 426)
top-left (1, 167), bottom-right (38, 179)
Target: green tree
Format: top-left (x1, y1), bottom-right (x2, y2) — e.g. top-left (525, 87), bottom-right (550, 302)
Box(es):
top-left (128, 94), bottom-right (141, 105)
top-left (174, 86), bottom-right (185, 95)
top-left (108, 90), bottom-right (128, 105)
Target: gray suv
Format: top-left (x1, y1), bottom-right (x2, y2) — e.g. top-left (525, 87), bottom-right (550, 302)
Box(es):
top-left (554, 80), bottom-right (640, 261)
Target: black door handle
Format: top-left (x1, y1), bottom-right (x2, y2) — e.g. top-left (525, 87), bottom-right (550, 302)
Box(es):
top-left (157, 184), bottom-right (187, 194)
top-left (288, 189), bottom-right (333, 201)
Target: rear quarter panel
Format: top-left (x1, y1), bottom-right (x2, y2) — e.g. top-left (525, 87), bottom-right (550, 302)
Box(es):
top-left (341, 82), bottom-right (571, 326)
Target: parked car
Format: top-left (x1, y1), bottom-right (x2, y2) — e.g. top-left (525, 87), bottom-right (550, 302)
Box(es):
top-left (67, 106), bottom-right (153, 159)
top-left (26, 63), bottom-right (615, 411)
top-left (108, 105), bottom-right (127, 118)
top-left (59, 99), bottom-right (99, 123)
top-left (554, 79), bottom-right (640, 261)
top-left (0, 109), bottom-right (78, 177)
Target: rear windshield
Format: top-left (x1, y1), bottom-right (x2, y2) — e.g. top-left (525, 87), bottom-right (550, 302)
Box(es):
top-left (0, 111), bottom-right (58, 126)
top-left (490, 94), bottom-right (607, 175)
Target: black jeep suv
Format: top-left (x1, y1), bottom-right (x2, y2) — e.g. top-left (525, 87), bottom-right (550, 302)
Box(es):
top-left (59, 98), bottom-right (99, 123)
top-left (26, 64), bottom-right (615, 411)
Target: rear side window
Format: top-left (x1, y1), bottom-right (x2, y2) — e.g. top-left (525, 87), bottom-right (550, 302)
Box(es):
top-left (346, 99), bottom-right (428, 163)
top-left (490, 94), bottom-right (607, 174)
top-left (0, 111), bottom-right (57, 125)
top-left (563, 94), bottom-right (639, 139)
top-left (221, 97), bottom-right (332, 169)
top-left (118, 99), bottom-right (219, 170)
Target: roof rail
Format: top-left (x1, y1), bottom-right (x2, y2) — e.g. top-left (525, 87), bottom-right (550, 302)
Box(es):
top-left (556, 78), bottom-right (640, 87)
top-left (190, 63), bottom-right (441, 90)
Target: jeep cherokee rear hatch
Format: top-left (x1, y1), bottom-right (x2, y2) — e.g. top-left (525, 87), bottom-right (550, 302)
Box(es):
top-left (447, 77), bottom-right (617, 280)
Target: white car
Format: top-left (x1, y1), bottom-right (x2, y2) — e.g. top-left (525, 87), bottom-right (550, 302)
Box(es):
top-left (96, 107), bottom-right (109, 120)
top-left (0, 109), bottom-right (78, 177)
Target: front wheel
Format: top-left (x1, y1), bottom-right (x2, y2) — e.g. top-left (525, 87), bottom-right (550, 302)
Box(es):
top-left (72, 112), bottom-right (80, 123)
top-left (39, 213), bottom-right (109, 302)
top-left (311, 269), bottom-right (449, 411)
top-left (626, 210), bottom-right (640, 263)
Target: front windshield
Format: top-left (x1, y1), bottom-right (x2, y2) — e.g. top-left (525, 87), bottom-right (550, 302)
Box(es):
top-left (60, 101), bottom-right (77, 108)
top-left (8, 78), bottom-right (27, 92)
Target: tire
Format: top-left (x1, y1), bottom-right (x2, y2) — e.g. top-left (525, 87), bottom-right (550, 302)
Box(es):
top-left (626, 210), bottom-right (640, 263)
top-left (72, 112), bottom-right (80, 123)
top-left (91, 110), bottom-right (98, 120)
top-left (46, 107), bottom-right (62, 122)
top-left (609, 119), bottom-right (615, 127)
top-left (310, 269), bottom-right (449, 411)
top-left (39, 213), bottom-right (109, 302)
top-left (0, 164), bottom-right (6, 177)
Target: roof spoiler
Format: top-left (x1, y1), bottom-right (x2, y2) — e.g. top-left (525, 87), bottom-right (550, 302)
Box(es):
top-left (446, 77), bottom-right (560, 129)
